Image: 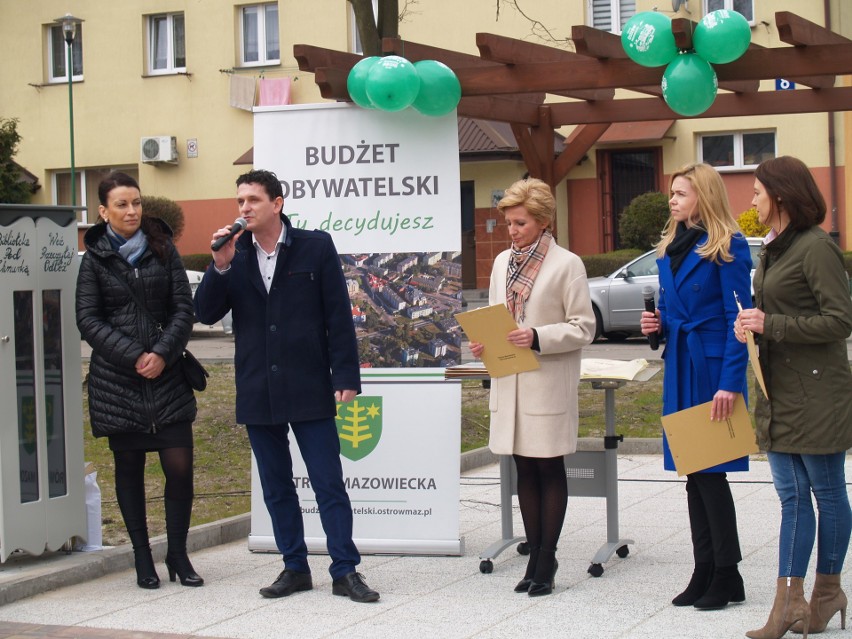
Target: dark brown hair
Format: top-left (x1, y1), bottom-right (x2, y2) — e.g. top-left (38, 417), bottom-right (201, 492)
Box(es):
top-left (754, 156), bottom-right (826, 231)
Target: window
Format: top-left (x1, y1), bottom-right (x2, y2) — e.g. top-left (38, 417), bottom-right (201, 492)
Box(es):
top-left (53, 167), bottom-right (139, 225)
top-left (704, 0), bottom-right (754, 25)
top-left (350, 0), bottom-right (378, 54)
top-left (47, 23), bottom-right (83, 83)
top-left (588, 0), bottom-right (635, 34)
top-left (240, 3), bottom-right (279, 66)
top-left (699, 131), bottom-right (775, 171)
top-left (147, 12), bottom-right (185, 74)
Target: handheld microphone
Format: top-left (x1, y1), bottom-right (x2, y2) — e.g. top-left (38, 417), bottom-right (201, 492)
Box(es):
top-left (211, 218), bottom-right (247, 252)
top-left (642, 286), bottom-right (659, 351)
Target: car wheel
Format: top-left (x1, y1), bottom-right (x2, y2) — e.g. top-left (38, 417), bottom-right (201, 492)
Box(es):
top-left (592, 305), bottom-right (603, 341)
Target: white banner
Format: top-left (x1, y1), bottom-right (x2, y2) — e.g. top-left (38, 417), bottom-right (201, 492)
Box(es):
top-left (249, 378), bottom-right (462, 555)
top-left (249, 104), bottom-right (463, 556)
top-left (253, 103), bottom-right (461, 253)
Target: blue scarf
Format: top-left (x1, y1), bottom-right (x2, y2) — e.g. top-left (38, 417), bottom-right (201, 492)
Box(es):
top-left (105, 224), bottom-right (148, 265)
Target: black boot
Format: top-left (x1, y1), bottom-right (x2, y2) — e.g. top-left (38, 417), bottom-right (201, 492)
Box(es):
top-left (115, 475), bottom-right (159, 589)
top-left (164, 497), bottom-right (204, 587)
top-left (693, 564), bottom-right (745, 610)
top-left (528, 548), bottom-right (558, 597)
top-left (672, 562), bottom-right (713, 606)
top-left (514, 546), bottom-right (540, 593)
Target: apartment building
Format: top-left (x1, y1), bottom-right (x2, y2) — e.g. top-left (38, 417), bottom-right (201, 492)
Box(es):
top-left (1, 0), bottom-right (849, 288)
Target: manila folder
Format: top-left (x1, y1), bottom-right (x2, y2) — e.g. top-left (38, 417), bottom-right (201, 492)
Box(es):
top-left (455, 304), bottom-right (540, 378)
top-left (661, 396), bottom-right (757, 476)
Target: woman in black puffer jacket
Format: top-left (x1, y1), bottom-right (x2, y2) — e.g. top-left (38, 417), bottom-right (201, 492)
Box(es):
top-left (76, 171), bottom-right (203, 590)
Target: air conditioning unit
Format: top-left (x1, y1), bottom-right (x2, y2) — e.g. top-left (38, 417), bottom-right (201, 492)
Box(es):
top-left (140, 136), bottom-right (178, 164)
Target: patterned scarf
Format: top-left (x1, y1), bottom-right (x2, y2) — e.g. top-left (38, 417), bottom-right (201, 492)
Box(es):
top-left (106, 224), bottom-right (148, 266)
top-left (506, 230), bottom-right (552, 322)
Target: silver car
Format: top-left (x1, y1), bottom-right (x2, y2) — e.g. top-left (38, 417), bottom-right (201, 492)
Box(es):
top-left (186, 269), bottom-right (233, 335)
top-left (587, 237), bottom-right (764, 341)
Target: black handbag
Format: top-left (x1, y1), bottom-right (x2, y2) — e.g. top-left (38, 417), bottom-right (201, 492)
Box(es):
top-left (101, 258), bottom-right (209, 391)
top-left (179, 349), bottom-right (209, 392)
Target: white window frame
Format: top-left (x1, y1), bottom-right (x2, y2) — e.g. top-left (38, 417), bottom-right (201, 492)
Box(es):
top-left (52, 167), bottom-right (139, 226)
top-left (698, 130), bottom-right (776, 172)
top-left (146, 12), bottom-right (186, 75)
top-left (350, 0), bottom-right (379, 54)
top-left (239, 3), bottom-right (280, 67)
top-left (587, 0), bottom-right (635, 35)
top-left (47, 23), bottom-right (83, 83)
top-left (703, 0), bottom-right (755, 26)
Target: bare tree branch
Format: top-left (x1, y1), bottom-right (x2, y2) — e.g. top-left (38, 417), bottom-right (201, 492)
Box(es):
top-left (496, 0), bottom-right (574, 49)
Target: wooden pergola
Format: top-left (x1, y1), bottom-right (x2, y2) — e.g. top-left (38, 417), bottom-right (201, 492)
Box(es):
top-left (294, 11), bottom-right (852, 191)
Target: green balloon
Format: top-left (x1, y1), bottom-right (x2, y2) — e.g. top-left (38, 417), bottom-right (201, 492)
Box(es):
top-left (662, 53), bottom-right (718, 116)
top-left (412, 60), bottom-right (461, 117)
top-left (365, 55), bottom-right (421, 112)
top-left (347, 56), bottom-right (380, 108)
top-left (621, 11), bottom-right (678, 68)
top-left (694, 10), bottom-right (751, 64)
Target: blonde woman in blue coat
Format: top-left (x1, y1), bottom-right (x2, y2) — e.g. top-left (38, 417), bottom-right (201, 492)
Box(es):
top-left (641, 163), bottom-right (752, 611)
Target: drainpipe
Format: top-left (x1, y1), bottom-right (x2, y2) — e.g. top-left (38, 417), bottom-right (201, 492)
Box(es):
top-left (825, 0), bottom-right (840, 245)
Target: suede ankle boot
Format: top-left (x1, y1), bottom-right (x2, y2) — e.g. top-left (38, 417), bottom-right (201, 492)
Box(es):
top-left (746, 576), bottom-right (810, 639)
top-left (672, 562), bottom-right (713, 606)
top-left (792, 572), bottom-right (846, 634)
top-left (694, 564), bottom-right (745, 610)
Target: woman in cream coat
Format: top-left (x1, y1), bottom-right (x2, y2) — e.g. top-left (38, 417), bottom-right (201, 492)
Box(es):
top-left (470, 178), bottom-right (595, 597)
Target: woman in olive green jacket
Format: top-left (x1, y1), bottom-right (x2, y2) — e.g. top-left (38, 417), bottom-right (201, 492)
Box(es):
top-left (736, 156), bottom-right (852, 639)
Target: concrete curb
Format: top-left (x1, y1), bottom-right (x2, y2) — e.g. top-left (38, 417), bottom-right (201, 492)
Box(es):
top-left (0, 513), bottom-right (251, 607)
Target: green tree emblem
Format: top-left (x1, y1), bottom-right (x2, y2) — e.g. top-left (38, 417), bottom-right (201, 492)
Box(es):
top-left (336, 397), bottom-right (382, 461)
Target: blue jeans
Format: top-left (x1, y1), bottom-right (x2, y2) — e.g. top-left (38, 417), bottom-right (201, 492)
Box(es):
top-left (247, 418), bottom-right (360, 580)
top-left (767, 451), bottom-right (851, 577)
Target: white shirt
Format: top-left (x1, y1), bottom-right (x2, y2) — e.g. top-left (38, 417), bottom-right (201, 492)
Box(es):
top-left (253, 222), bottom-right (287, 293)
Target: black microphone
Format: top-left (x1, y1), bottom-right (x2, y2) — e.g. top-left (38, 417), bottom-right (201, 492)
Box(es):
top-left (211, 218), bottom-right (247, 252)
top-left (642, 286), bottom-right (659, 351)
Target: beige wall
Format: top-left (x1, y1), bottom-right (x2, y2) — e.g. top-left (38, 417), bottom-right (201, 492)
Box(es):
top-left (1, 0), bottom-right (848, 257)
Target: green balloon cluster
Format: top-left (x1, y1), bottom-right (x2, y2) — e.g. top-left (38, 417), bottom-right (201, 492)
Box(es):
top-left (621, 9), bottom-right (750, 117)
top-left (346, 55), bottom-right (461, 116)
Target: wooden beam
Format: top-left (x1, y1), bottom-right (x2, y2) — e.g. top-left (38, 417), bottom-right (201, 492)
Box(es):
top-left (456, 96), bottom-right (542, 125)
top-left (670, 18), bottom-right (695, 51)
top-left (453, 43), bottom-right (852, 95)
top-left (294, 44), bottom-right (362, 73)
top-left (476, 33), bottom-right (614, 101)
top-left (547, 86), bottom-right (852, 126)
top-left (553, 123), bottom-right (609, 184)
top-left (776, 10), bottom-right (850, 46)
top-left (510, 124), bottom-right (544, 178)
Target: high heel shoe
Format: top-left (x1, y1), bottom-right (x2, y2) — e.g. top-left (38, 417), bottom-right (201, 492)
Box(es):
top-left (165, 552), bottom-right (204, 587)
top-left (514, 546), bottom-right (540, 593)
top-left (746, 577), bottom-right (810, 639)
top-left (792, 572), bottom-right (847, 634)
top-left (134, 547), bottom-right (160, 590)
top-left (528, 551), bottom-right (558, 597)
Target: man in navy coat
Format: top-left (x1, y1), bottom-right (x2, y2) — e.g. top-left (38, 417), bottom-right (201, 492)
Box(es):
top-left (194, 169), bottom-right (379, 603)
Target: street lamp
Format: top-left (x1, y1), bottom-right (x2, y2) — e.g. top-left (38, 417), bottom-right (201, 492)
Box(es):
top-left (53, 13), bottom-right (84, 207)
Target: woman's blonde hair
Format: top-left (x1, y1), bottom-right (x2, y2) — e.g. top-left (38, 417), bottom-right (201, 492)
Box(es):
top-left (497, 178), bottom-right (555, 229)
top-left (656, 162), bottom-right (742, 263)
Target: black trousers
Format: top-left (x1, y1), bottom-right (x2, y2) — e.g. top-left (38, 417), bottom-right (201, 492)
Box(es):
top-left (686, 472), bottom-right (742, 567)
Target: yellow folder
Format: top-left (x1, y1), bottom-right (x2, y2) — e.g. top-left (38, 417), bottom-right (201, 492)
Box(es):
top-left (661, 395), bottom-right (758, 476)
top-left (455, 304), bottom-right (540, 378)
